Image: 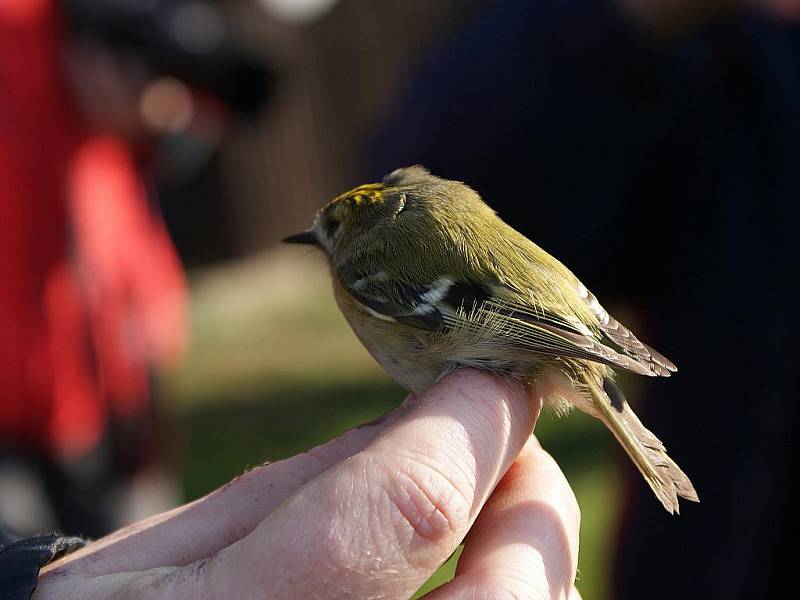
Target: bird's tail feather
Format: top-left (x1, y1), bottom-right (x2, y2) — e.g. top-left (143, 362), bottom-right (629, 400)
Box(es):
top-left (590, 378), bottom-right (698, 514)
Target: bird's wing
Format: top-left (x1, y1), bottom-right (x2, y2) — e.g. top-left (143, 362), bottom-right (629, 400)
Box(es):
top-left (341, 272), bottom-right (660, 377)
top-left (575, 282), bottom-right (677, 376)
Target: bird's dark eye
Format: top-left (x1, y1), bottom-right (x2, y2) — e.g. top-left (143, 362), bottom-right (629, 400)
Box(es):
top-left (325, 219), bottom-right (340, 239)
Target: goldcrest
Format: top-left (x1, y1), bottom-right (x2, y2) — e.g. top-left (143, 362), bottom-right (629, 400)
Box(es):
top-left (285, 166), bottom-right (697, 514)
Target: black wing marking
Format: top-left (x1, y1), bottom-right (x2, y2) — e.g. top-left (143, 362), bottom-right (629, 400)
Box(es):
top-left (344, 274), bottom-right (658, 376)
top-left (344, 274), bottom-right (445, 330)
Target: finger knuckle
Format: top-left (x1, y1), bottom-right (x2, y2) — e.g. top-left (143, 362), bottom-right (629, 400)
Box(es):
top-left (373, 451), bottom-right (473, 549)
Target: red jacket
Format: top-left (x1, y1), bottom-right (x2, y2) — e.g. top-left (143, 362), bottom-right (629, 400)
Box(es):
top-left (0, 0), bottom-right (186, 460)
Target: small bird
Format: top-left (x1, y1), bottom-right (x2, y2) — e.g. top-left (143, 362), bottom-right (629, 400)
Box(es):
top-left (284, 166), bottom-right (698, 513)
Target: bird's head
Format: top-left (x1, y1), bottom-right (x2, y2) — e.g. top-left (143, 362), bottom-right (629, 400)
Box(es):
top-left (283, 166), bottom-right (439, 258)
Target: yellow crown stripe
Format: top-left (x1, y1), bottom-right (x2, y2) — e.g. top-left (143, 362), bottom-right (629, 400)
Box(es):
top-left (332, 183), bottom-right (385, 205)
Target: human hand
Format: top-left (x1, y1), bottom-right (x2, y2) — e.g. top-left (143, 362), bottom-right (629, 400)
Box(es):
top-left (34, 370), bottom-right (581, 599)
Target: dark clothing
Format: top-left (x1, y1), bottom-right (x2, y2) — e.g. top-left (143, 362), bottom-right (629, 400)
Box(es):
top-left (368, 1), bottom-right (799, 598)
top-left (0, 534), bottom-right (87, 600)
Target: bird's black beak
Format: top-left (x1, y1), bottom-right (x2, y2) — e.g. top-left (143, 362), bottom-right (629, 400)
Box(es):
top-left (282, 230), bottom-right (318, 245)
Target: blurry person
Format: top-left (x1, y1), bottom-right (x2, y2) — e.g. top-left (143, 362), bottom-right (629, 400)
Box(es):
top-left (0, 0), bottom-right (270, 538)
top-left (367, 0), bottom-right (799, 598)
top-left (0, 0), bottom-right (185, 539)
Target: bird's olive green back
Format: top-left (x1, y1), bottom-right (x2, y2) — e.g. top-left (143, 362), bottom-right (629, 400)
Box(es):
top-left (326, 168), bottom-right (599, 335)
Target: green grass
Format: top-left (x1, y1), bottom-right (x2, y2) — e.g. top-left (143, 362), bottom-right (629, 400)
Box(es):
top-left (165, 248), bottom-right (622, 600)
top-left (180, 378), bottom-right (404, 500)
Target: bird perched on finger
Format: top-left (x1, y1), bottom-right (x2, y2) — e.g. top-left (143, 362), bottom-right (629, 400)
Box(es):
top-left (284, 166), bottom-right (698, 514)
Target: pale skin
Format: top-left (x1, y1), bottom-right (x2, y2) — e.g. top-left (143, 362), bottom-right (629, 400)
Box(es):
top-left (32, 371), bottom-right (581, 599)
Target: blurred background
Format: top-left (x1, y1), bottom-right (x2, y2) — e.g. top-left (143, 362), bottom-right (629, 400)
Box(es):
top-left (1, 0), bottom-right (798, 598)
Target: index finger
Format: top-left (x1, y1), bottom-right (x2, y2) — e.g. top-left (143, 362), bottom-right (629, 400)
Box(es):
top-left (38, 393), bottom-right (418, 578)
top-left (184, 369), bottom-right (541, 600)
